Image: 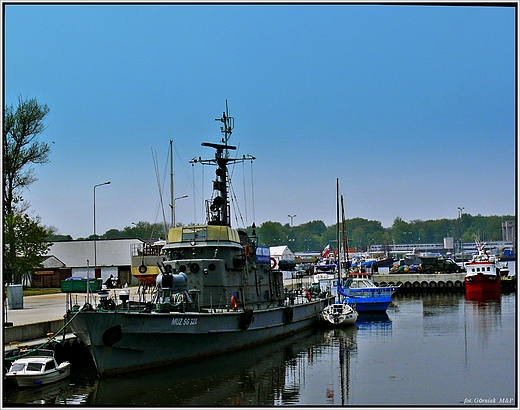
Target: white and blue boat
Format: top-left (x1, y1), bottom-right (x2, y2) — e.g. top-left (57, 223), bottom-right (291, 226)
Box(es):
top-left (317, 180), bottom-right (358, 328)
top-left (5, 349), bottom-right (71, 387)
top-left (338, 273), bottom-right (400, 313)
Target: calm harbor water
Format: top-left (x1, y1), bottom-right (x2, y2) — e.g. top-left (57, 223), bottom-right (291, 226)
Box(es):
top-left (4, 263), bottom-right (517, 406)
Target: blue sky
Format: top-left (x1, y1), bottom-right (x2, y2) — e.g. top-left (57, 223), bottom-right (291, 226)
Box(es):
top-left (4, 3), bottom-right (516, 239)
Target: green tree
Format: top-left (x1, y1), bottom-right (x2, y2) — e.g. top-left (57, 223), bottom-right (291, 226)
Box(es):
top-left (3, 96), bottom-right (51, 284)
top-left (4, 96), bottom-right (51, 215)
top-left (390, 217), bottom-right (412, 244)
top-left (290, 220), bottom-right (327, 252)
top-left (4, 212), bottom-right (51, 284)
top-left (44, 224), bottom-right (72, 241)
top-left (84, 214), bottom-right (513, 252)
top-left (257, 221), bottom-right (287, 246)
top-left (121, 221), bottom-right (166, 240)
top-left (103, 228), bottom-right (124, 239)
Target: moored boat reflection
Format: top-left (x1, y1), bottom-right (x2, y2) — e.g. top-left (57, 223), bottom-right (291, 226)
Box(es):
top-left (3, 376), bottom-right (99, 405)
top-left (91, 326), bottom-right (356, 406)
top-left (355, 312), bottom-right (392, 339)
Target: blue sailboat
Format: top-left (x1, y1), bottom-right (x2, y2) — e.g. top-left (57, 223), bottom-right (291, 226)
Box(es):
top-left (338, 272), bottom-right (400, 313)
top-left (336, 191), bottom-right (399, 313)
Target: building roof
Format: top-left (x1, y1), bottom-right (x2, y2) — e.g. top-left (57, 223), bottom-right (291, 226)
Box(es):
top-left (270, 245), bottom-right (295, 259)
top-left (41, 255), bottom-right (66, 269)
top-left (47, 239), bottom-right (144, 268)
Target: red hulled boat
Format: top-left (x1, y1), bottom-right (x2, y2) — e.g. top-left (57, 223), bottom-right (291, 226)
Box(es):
top-left (464, 240), bottom-right (501, 298)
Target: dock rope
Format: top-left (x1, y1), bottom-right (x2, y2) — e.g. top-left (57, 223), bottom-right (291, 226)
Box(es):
top-left (4, 307), bottom-right (84, 362)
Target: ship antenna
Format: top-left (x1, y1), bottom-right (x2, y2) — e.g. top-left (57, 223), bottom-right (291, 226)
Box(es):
top-left (215, 99), bottom-right (234, 153)
top-left (191, 101), bottom-right (254, 227)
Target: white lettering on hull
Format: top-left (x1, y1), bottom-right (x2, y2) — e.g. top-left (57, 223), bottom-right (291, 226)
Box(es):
top-left (171, 318), bottom-right (198, 326)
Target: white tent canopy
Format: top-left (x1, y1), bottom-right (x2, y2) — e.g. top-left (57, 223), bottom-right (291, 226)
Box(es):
top-left (269, 245), bottom-right (295, 261)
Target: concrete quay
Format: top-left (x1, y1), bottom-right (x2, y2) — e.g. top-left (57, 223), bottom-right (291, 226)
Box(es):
top-left (284, 273), bottom-right (466, 292)
top-left (3, 292), bottom-right (78, 358)
top-left (3, 291), bottom-right (128, 359)
top-left (372, 272), bottom-right (466, 290)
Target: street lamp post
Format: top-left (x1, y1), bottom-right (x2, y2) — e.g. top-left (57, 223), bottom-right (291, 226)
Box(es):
top-left (94, 181), bottom-right (111, 275)
top-left (458, 206), bottom-right (464, 253)
top-left (170, 194), bottom-right (188, 229)
top-left (288, 214), bottom-right (296, 227)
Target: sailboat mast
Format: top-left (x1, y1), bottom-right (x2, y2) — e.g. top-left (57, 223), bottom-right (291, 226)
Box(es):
top-left (170, 140), bottom-right (174, 229)
top-left (336, 178), bottom-right (341, 302)
top-left (341, 195), bottom-right (350, 264)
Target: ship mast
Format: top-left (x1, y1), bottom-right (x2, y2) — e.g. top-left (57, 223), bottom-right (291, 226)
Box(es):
top-left (191, 101), bottom-right (255, 227)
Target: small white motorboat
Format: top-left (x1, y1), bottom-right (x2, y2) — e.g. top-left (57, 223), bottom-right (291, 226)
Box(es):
top-left (318, 302), bottom-right (358, 327)
top-left (5, 349), bottom-right (71, 388)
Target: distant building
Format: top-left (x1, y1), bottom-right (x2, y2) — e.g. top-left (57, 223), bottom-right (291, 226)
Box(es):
top-left (294, 252), bottom-right (320, 264)
top-left (34, 239), bottom-right (145, 288)
top-left (502, 220), bottom-right (516, 242)
top-left (270, 246), bottom-right (296, 280)
top-left (33, 256), bottom-right (71, 288)
top-left (270, 245), bottom-right (295, 263)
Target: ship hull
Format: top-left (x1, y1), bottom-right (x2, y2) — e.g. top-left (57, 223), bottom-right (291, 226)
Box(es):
top-left (70, 297), bottom-right (332, 375)
top-left (342, 296), bottom-right (393, 312)
top-left (464, 273), bottom-right (501, 296)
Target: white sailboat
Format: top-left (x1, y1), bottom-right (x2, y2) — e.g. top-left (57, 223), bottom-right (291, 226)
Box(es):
top-left (318, 179), bottom-right (358, 327)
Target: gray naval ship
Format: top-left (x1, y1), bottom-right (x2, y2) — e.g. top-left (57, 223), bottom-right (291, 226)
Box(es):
top-left (68, 103), bottom-right (333, 375)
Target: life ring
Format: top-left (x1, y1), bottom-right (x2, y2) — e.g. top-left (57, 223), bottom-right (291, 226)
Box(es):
top-left (138, 264), bottom-right (147, 273)
top-left (230, 294), bottom-right (239, 310)
top-left (244, 245), bottom-right (251, 258)
top-left (270, 257), bottom-right (277, 269)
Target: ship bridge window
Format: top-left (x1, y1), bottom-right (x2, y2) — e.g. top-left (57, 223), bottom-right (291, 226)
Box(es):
top-left (182, 227), bottom-right (207, 242)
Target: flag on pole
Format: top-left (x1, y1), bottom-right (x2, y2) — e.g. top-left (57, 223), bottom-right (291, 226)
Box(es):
top-left (321, 244), bottom-right (331, 258)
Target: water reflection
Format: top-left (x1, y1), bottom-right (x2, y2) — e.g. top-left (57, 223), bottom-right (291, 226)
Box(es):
top-left (92, 326), bottom-right (358, 406)
top-left (464, 296), bottom-right (502, 351)
top-left (3, 374), bottom-right (98, 405)
top-left (3, 292), bottom-right (515, 406)
top-left (355, 312), bottom-right (392, 339)
top-left (465, 292), bottom-right (502, 303)
top-left (3, 326), bottom-right (360, 406)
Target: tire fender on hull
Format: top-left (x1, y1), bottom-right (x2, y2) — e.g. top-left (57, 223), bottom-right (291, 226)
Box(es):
top-left (283, 306), bottom-right (293, 324)
top-left (102, 325), bottom-right (123, 346)
top-left (238, 308), bottom-right (254, 330)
